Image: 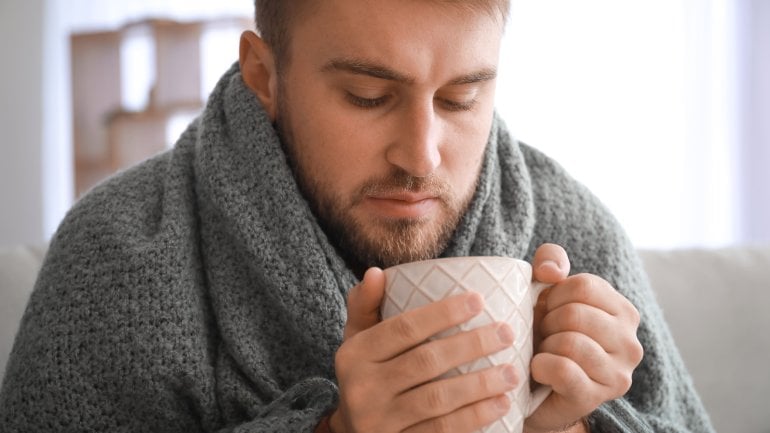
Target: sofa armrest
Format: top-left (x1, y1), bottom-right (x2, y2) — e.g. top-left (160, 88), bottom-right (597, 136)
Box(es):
top-left (0, 244), bottom-right (46, 383)
top-left (639, 246), bottom-right (770, 433)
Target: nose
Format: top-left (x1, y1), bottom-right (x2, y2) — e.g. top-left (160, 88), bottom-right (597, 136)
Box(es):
top-left (385, 101), bottom-right (442, 177)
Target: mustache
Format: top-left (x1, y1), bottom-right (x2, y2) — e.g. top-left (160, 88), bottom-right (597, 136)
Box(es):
top-left (354, 170), bottom-right (452, 202)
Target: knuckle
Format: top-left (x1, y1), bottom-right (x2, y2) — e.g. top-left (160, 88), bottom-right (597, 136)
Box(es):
top-left (425, 385), bottom-right (449, 412)
top-left (431, 414), bottom-right (453, 433)
top-left (571, 274), bottom-right (595, 301)
top-left (470, 327), bottom-right (490, 354)
top-left (628, 303), bottom-right (641, 326)
top-left (413, 345), bottom-right (442, 374)
top-left (393, 314), bottom-right (421, 342)
top-left (469, 404), bottom-right (489, 431)
top-left (442, 297), bottom-right (466, 322)
top-left (611, 295), bottom-right (637, 322)
top-left (556, 360), bottom-right (590, 397)
top-left (334, 346), bottom-right (352, 373)
top-left (617, 328), bottom-right (644, 363)
top-left (550, 357), bottom-right (576, 385)
top-left (558, 333), bottom-right (582, 360)
top-left (560, 304), bottom-right (584, 330)
top-left (615, 371), bottom-right (633, 395)
top-left (477, 368), bottom-right (494, 393)
top-left (628, 338), bottom-right (644, 364)
top-left (472, 368), bottom-right (502, 398)
top-left (485, 395), bottom-right (511, 423)
top-left (617, 294), bottom-right (641, 322)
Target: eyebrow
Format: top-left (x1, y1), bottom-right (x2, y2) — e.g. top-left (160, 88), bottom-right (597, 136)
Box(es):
top-left (321, 57), bottom-right (497, 86)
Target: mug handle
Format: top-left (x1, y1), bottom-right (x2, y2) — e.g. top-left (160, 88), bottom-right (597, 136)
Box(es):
top-left (527, 384), bottom-right (552, 417)
top-left (527, 281), bottom-right (554, 417)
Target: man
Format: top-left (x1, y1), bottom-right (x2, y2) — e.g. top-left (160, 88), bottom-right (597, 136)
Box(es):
top-left (0, 1), bottom-right (714, 432)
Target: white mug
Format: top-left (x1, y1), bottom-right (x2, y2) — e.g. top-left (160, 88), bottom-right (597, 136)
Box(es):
top-left (381, 256), bottom-right (551, 433)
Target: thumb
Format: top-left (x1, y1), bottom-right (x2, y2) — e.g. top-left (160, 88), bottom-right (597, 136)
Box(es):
top-left (532, 243), bottom-right (571, 284)
top-left (344, 267), bottom-right (386, 340)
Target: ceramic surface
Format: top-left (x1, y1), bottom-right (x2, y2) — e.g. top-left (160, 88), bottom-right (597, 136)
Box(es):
top-left (382, 256), bottom-right (548, 433)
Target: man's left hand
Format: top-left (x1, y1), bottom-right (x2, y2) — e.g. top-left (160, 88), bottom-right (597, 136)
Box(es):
top-left (525, 243), bottom-right (644, 433)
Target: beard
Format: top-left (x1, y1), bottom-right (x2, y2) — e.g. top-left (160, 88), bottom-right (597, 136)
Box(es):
top-left (275, 96), bottom-right (476, 274)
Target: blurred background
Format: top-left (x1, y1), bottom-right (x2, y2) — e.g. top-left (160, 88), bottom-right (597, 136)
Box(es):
top-left (1, 3), bottom-right (769, 431)
top-left (0, 0), bottom-right (768, 249)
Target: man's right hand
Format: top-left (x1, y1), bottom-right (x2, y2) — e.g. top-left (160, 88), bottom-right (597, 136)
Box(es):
top-left (328, 267), bottom-right (518, 433)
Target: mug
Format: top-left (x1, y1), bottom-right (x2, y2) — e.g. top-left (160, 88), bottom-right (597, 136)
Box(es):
top-left (381, 256), bottom-right (551, 433)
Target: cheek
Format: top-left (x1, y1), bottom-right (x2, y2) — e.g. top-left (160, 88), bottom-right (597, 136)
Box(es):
top-left (290, 104), bottom-right (383, 195)
top-left (452, 144), bottom-right (486, 193)
top-left (444, 115), bottom-right (493, 189)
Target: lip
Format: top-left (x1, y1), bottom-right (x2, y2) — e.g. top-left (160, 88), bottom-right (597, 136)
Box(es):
top-left (363, 192), bottom-right (440, 219)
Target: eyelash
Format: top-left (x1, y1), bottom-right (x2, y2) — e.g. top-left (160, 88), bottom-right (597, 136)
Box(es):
top-left (346, 93), bottom-right (389, 109)
top-left (345, 92), bottom-right (477, 112)
top-left (439, 98), bottom-right (477, 112)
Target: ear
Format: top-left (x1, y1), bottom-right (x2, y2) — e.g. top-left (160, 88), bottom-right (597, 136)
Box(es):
top-left (239, 31), bottom-right (279, 120)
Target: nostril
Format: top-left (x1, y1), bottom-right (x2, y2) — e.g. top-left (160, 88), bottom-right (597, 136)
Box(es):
top-left (385, 143), bottom-right (441, 178)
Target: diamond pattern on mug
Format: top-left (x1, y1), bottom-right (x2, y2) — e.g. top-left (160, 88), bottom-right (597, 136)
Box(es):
top-left (458, 262), bottom-right (499, 297)
top-left (384, 271), bottom-right (417, 310)
top-left (422, 266), bottom-right (460, 301)
top-left (382, 257), bottom-right (542, 433)
top-left (486, 283), bottom-right (520, 323)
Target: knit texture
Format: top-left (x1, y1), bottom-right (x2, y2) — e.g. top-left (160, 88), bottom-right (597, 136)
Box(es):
top-left (0, 64), bottom-right (714, 432)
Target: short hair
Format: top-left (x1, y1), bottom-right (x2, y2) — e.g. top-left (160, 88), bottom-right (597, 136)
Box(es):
top-left (254, 0), bottom-right (510, 73)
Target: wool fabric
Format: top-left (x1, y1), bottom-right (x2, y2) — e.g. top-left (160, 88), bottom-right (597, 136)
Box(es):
top-left (0, 64), bottom-right (714, 433)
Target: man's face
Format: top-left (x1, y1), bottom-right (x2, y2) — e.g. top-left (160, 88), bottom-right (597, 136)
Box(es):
top-left (275, 0), bottom-right (503, 270)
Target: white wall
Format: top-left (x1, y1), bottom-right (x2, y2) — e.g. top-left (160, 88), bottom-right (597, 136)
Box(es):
top-left (0, 0), bottom-right (46, 247)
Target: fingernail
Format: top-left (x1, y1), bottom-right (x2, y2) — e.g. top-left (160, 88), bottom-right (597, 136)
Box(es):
top-left (497, 324), bottom-right (514, 344)
top-left (539, 260), bottom-right (560, 273)
top-left (501, 365), bottom-right (516, 385)
top-left (466, 293), bottom-right (483, 314)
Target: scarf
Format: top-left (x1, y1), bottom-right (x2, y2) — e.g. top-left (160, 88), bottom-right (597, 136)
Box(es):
top-left (0, 64), bottom-right (714, 433)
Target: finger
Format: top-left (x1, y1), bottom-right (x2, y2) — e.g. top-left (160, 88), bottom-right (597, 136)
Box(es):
top-left (540, 303), bottom-right (629, 353)
top-left (528, 352), bottom-right (599, 428)
top-left (344, 267), bottom-right (386, 340)
top-left (389, 322), bottom-right (515, 390)
top-left (545, 273), bottom-right (636, 319)
top-left (361, 291), bottom-right (485, 361)
top-left (537, 331), bottom-right (618, 388)
top-left (393, 364), bottom-right (518, 430)
top-left (532, 243), bottom-right (571, 283)
top-left (405, 395), bottom-right (511, 433)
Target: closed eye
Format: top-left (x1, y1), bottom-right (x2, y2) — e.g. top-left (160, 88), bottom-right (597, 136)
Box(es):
top-left (437, 98), bottom-right (477, 112)
top-left (346, 92), bottom-right (390, 109)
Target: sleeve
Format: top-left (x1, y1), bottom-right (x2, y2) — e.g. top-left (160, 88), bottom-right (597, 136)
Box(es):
top-left (216, 379), bottom-right (337, 433)
top-left (0, 194), bottom-right (339, 433)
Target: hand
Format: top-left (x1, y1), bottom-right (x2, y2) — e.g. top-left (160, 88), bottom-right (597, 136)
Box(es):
top-left (329, 268), bottom-right (519, 433)
top-left (525, 244), bottom-right (644, 433)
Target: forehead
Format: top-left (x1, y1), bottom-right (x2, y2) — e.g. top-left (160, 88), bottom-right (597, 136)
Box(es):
top-left (287, 0), bottom-right (504, 81)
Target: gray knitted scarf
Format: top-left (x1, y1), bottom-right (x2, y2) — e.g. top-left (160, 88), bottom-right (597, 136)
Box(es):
top-left (0, 64), bottom-right (714, 433)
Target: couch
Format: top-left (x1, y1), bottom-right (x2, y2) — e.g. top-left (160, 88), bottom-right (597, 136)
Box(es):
top-left (1, 244), bottom-right (769, 432)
